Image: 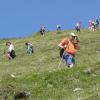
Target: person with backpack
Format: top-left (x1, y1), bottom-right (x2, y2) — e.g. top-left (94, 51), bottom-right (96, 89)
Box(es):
top-left (25, 42), bottom-right (34, 54)
top-left (58, 33), bottom-right (80, 68)
top-left (57, 25), bottom-right (61, 31)
top-left (6, 42), bottom-right (16, 60)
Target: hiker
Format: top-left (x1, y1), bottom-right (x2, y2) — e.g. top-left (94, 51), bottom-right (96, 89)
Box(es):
top-left (91, 21), bottom-right (96, 31)
top-left (95, 18), bottom-right (99, 29)
top-left (6, 42), bottom-right (16, 60)
top-left (75, 23), bottom-right (81, 32)
top-left (40, 26), bottom-right (45, 36)
top-left (25, 42), bottom-right (34, 54)
top-left (88, 20), bottom-right (93, 32)
top-left (89, 20), bottom-right (96, 32)
top-left (57, 25), bottom-right (61, 31)
top-left (58, 33), bottom-right (80, 68)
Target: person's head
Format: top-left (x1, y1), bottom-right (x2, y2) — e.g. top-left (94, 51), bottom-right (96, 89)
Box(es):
top-left (70, 33), bottom-right (77, 40)
top-left (25, 42), bottom-right (28, 46)
top-left (96, 18), bottom-right (98, 20)
top-left (6, 42), bottom-right (11, 46)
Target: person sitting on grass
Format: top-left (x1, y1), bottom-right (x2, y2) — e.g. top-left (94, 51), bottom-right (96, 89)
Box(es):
top-left (6, 42), bottom-right (16, 60)
top-left (58, 33), bottom-right (80, 68)
top-left (25, 42), bottom-right (34, 54)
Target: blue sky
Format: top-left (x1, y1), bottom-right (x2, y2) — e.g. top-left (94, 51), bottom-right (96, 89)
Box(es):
top-left (0, 0), bottom-right (99, 38)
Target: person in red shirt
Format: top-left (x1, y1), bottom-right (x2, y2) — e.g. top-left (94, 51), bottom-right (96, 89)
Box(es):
top-left (58, 33), bottom-right (80, 68)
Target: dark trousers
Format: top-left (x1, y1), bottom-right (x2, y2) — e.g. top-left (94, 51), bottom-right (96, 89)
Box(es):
top-left (60, 48), bottom-right (64, 58)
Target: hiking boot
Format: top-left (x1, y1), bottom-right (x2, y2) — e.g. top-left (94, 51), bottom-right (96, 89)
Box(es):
top-left (68, 64), bottom-right (74, 68)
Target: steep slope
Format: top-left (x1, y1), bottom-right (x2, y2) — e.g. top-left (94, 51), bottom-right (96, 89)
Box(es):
top-left (0, 29), bottom-right (100, 100)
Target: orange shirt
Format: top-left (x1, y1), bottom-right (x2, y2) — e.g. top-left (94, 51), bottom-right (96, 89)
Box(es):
top-left (60, 38), bottom-right (68, 47)
top-left (65, 40), bottom-right (77, 56)
top-left (59, 37), bottom-right (79, 56)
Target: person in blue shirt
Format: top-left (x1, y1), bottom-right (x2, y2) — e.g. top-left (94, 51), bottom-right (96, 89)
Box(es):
top-left (25, 42), bottom-right (34, 54)
top-left (95, 18), bottom-right (99, 28)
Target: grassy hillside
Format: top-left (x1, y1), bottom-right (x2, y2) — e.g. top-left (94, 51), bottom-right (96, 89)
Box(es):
top-left (0, 29), bottom-right (100, 100)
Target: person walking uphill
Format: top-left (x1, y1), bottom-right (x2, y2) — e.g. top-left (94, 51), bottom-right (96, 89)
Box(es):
top-left (58, 33), bottom-right (80, 68)
top-left (25, 42), bottom-right (34, 54)
top-left (40, 26), bottom-right (45, 36)
top-left (75, 23), bottom-right (81, 32)
top-left (6, 42), bottom-right (16, 60)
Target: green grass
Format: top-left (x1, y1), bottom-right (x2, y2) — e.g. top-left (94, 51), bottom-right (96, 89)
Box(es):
top-left (0, 29), bottom-right (100, 100)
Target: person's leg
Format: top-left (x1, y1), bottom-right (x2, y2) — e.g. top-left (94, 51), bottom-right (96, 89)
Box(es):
top-left (89, 27), bottom-right (92, 32)
top-left (63, 52), bottom-right (70, 65)
top-left (31, 47), bottom-right (34, 53)
top-left (60, 48), bottom-right (64, 58)
top-left (40, 31), bottom-right (43, 36)
top-left (6, 52), bottom-right (12, 60)
top-left (27, 49), bottom-right (29, 54)
top-left (78, 28), bottom-right (80, 32)
top-left (63, 52), bottom-right (75, 68)
top-left (76, 27), bottom-right (79, 32)
top-left (67, 54), bottom-right (75, 68)
top-left (28, 48), bottom-right (33, 54)
top-left (43, 32), bottom-right (44, 36)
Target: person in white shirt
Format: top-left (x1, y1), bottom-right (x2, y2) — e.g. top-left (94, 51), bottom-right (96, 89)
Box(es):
top-left (6, 42), bottom-right (16, 59)
top-left (57, 25), bottom-right (61, 31)
top-left (75, 23), bottom-right (81, 32)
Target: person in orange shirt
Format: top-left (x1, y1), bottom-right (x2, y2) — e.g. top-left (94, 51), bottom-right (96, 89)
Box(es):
top-left (58, 33), bottom-right (80, 68)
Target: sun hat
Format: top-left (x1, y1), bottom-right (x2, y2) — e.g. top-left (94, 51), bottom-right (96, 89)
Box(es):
top-left (70, 32), bottom-right (77, 36)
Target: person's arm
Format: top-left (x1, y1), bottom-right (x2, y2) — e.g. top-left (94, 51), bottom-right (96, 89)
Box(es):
top-left (58, 43), bottom-right (64, 48)
top-left (58, 38), bottom-right (67, 49)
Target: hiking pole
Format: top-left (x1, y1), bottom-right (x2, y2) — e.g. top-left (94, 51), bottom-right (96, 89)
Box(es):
top-left (58, 52), bottom-right (65, 68)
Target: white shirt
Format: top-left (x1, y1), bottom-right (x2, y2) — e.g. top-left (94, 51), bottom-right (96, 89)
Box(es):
top-left (57, 25), bottom-right (60, 28)
top-left (27, 43), bottom-right (32, 49)
top-left (8, 44), bottom-right (15, 52)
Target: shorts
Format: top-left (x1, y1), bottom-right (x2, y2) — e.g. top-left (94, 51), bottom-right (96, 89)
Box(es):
top-left (63, 52), bottom-right (75, 66)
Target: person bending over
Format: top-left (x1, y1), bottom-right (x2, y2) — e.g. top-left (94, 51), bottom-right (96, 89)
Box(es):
top-left (58, 33), bottom-right (80, 68)
top-left (6, 42), bottom-right (16, 60)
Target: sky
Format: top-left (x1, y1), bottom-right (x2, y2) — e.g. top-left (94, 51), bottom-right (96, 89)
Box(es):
top-left (0, 0), bottom-right (100, 39)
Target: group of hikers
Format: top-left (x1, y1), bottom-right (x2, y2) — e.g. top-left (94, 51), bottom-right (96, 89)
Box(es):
top-left (5, 32), bottom-right (80, 68)
top-left (4, 18), bottom-right (100, 68)
top-left (88, 18), bottom-right (99, 32)
top-left (39, 18), bottom-right (100, 36)
top-left (74, 18), bottom-right (100, 32)
top-left (5, 42), bottom-right (34, 60)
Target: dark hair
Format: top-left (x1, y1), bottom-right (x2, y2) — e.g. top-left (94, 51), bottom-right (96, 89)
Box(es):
top-left (25, 42), bottom-right (28, 45)
top-left (6, 42), bottom-right (11, 46)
